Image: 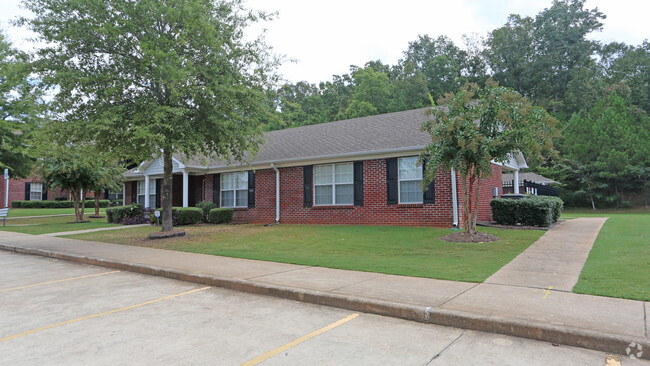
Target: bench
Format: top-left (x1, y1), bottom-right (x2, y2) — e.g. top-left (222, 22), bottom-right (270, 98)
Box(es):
top-left (0, 208), bottom-right (8, 226)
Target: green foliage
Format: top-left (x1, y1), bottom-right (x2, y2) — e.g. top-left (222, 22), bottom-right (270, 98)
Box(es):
top-left (0, 32), bottom-right (42, 178)
top-left (208, 208), bottom-right (234, 224)
top-left (421, 81), bottom-right (558, 234)
top-left (491, 196), bottom-right (563, 227)
top-left (12, 200), bottom-right (110, 209)
top-left (195, 201), bottom-right (218, 221)
top-left (174, 207), bottom-right (204, 225)
top-left (106, 204), bottom-right (144, 224)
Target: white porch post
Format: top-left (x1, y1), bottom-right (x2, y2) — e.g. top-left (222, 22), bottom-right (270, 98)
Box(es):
top-left (513, 170), bottom-right (520, 194)
top-left (182, 171), bottom-right (189, 207)
top-left (144, 175), bottom-right (150, 208)
top-left (122, 184), bottom-right (126, 206)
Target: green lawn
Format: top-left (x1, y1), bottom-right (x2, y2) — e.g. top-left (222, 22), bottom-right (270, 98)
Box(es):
top-left (0, 215), bottom-right (118, 235)
top-left (567, 209), bottom-right (649, 301)
top-left (64, 224), bottom-right (544, 282)
top-left (6, 208), bottom-right (106, 218)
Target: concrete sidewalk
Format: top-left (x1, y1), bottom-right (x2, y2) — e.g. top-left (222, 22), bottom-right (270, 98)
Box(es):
top-left (0, 221), bottom-right (647, 359)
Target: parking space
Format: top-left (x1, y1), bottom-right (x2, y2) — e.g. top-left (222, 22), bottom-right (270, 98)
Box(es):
top-left (0, 251), bottom-right (638, 365)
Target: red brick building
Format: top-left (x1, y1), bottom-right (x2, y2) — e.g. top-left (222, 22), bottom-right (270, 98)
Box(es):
top-left (123, 108), bottom-right (527, 228)
top-left (0, 175), bottom-right (63, 208)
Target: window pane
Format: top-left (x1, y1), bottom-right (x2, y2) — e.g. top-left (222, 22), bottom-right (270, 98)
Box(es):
top-left (221, 190), bottom-right (234, 207)
top-left (236, 172), bottom-right (248, 190)
top-left (400, 180), bottom-right (422, 203)
top-left (140, 181), bottom-right (146, 195)
top-left (314, 185), bottom-right (333, 205)
top-left (236, 189), bottom-right (248, 207)
top-left (335, 163), bottom-right (353, 183)
top-left (30, 192), bottom-right (42, 201)
top-left (313, 165), bottom-right (332, 185)
top-left (31, 183), bottom-right (43, 193)
top-left (221, 174), bottom-right (234, 190)
top-left (137, 194), bottom-right (145, 205)
top-left (399, 157), bottom-right (422, 180)
top-left (335, 184), bottom-right (353, 204)
top-left (149, 180), bottom-right (156, 192)
top-left (149, 194), bottom-right (157, 208)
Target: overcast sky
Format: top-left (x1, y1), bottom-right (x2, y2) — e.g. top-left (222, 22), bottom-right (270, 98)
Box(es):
top-left (1, 0), bottom-right (647, 84)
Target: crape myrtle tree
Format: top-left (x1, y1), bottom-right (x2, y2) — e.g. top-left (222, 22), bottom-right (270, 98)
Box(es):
top-left (21, 0), bottom-right (279, 232)
top-left (421, 80), bottom-right (558, 238)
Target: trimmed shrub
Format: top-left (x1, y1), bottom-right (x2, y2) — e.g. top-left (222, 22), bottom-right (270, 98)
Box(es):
top-left (174, 207), bottom-right (203, 225)
top-left (9, 200), bottom-right (111, 209)
top-left (208, 208), bottom-right (234, 224)
top-left (106, 204), bottom-right (144, 224)
top-left (54, 197), bottom-right (67, 201)
top-left (121, 216), bottom-right (151, 225)
top-left (490, 196), bottom-right (564, 227)
top-left (195, 201), bottom-right (217, 221)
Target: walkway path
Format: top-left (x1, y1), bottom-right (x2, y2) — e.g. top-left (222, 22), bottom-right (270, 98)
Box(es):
top-left (485, 217), bottom-right (608, 291)
top-left (0, 220), bottom-right (647, 359)
top-left (39, 224), bottom-right (150, 237)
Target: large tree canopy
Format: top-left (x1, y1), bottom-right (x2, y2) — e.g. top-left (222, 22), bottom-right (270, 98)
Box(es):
top-left (0, 32), bottom-right (41, 178)
top-left (22, 0), bottom-right (279, 231)
top-left (421, 81), bottom-right (558, 237)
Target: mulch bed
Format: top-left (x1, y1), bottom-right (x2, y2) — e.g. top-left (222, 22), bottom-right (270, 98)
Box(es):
top-left (148, 229), bottom-right (186, 240)
top-left (440, 231), bottom-right (500, 243)
top-left (66, 220), bottom-right (90, 224)
top-left (88, 215), bottom-right (105, 219)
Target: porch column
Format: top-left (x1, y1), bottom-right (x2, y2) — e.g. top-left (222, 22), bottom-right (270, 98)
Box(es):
top-left (513, 170), bottom-right (520, 194)
top-left (144, 175), bottom-right (150, 208)
top-left (182, 171), bottom-right (189, 207)
top-left (122, 184), bottom-right (126, 206)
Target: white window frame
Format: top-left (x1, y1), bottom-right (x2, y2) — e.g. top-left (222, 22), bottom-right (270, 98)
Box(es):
top-left (313, 162), bottom-right (354, 206)
top-left (148, 179), bottom-right (157, 209)
top-left (137, 180), bottom-right (145, 205)
top-left (398, 157), bottom-right (423, 204)
top-left (30, 183), bottom-right (43, 201)
top-left (220, 172), bottom-right (248, 208)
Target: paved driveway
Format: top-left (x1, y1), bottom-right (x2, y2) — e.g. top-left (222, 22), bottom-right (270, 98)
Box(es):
top-left (0, 251), bottom-right (640, 365)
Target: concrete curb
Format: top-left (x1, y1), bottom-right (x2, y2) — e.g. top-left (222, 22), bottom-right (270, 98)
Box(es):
top-left (1, 243), bottom-right (648, 360)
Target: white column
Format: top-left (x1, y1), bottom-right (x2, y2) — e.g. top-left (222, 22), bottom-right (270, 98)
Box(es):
top-left (513, 170), bottom-right (520, 194)
top-left (144, 175), bottom-right (150, 208)
top-left (182, 171), bottom-right (189, 207)
top-left (122, 184), bottom-right (126, 206)
top-left (4, 169), bottom-right (9, 208)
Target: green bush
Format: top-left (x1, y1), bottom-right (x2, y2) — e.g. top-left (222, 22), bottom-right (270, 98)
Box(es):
top-left (54, 197), bottom-right (67, 201)
top-left (106, 204), bottom-right (144, 224)
top-left (10, 199), bottom-right (111, 209)
top-left (174, 207), bottom-right (203, 225)
top-left (208, 208), bottom-right (233, 224)
top-left (490, 196), bottom-right (564, 227)
top-left (195, 201), bottom-right (217, 221)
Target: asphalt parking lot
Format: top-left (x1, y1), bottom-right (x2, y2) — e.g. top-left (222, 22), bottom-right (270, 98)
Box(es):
top-left (0, 251), bottom-right (644, 365)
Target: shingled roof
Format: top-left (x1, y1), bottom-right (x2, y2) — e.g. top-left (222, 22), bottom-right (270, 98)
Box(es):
top-left (181, 108), bottom-right (433, 169)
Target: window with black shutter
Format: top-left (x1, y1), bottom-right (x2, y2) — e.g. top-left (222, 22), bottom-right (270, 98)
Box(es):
top-left (212, 174), bottom-right (220, 206)
top-left (386, 158), bottom-right (398, 205)
top-left (303, 165), bottom-right (313, 207)
top-left (248, 171), bottom-right (255, 208)
top-left (353, 161), bottom-right (363, 206)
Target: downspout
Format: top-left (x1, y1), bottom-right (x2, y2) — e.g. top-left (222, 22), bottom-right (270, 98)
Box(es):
top-left (451, 168), bottom-right (459, 227)
top-left (271, 163), bottom-right (280, 223)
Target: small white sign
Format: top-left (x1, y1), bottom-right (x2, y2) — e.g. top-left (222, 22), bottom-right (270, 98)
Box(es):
top-left (154, 211), bottom-right (161, 218)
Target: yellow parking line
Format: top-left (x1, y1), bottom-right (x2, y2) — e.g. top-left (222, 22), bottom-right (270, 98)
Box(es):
top-left (0, 286), bottom-right (211, 342)
top-left (241, 313), bottom-right (360, 366)
top-left (0, 270), bottom-right (121, 293)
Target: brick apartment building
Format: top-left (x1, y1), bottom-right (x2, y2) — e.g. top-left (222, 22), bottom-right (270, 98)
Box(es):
top-left (122, 108), bottom-right (527, 228)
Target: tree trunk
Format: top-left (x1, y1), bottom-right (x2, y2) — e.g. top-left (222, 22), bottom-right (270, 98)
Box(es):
top-left (590, 194), bottom-right (596, 211)
top-left (94, 190), bottom-right (101, 216)
top-left (161, 148), bottom-right (174, 232)
top-left (71, 188), bottom-right (80, 222)
top-left (79, 193), bottom-right (86, 222)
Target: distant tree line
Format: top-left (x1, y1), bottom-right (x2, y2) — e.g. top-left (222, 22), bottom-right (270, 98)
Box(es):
top-left (264, 0), bottom-right (649, 209)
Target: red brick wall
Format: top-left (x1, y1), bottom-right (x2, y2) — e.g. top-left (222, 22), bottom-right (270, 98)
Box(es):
top-left (228, 158), bottom-right (457, 227)
top-left (0, 176), bottom-right (67, 208)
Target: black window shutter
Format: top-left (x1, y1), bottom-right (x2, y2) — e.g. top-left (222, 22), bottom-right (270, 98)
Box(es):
top-left (248, 171), bottom-right (255, 208)
top-left (24, 183), bottom-right (31, 201)
top-left (155, 179), bottom-right (162, 209)
top-left (353, 161), bottom-right (364, 206)
top-left (212, 174), bottom-right (220, 206)
top-left (303, 165), bottom-right (313, 207)
top-left (386, 158), bottom-right (398, 205)
top-left (131, 181), bottom-right (137, 204)
top-left (422, 161), bottom-right (435, 204)
top-left (42, 183), bottom-right (48, 201)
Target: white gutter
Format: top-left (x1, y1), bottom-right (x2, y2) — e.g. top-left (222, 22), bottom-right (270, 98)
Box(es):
top-left (451, 168), bottom-right (459, 227)
top-left (271, 163), bottom-right (280, 223)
